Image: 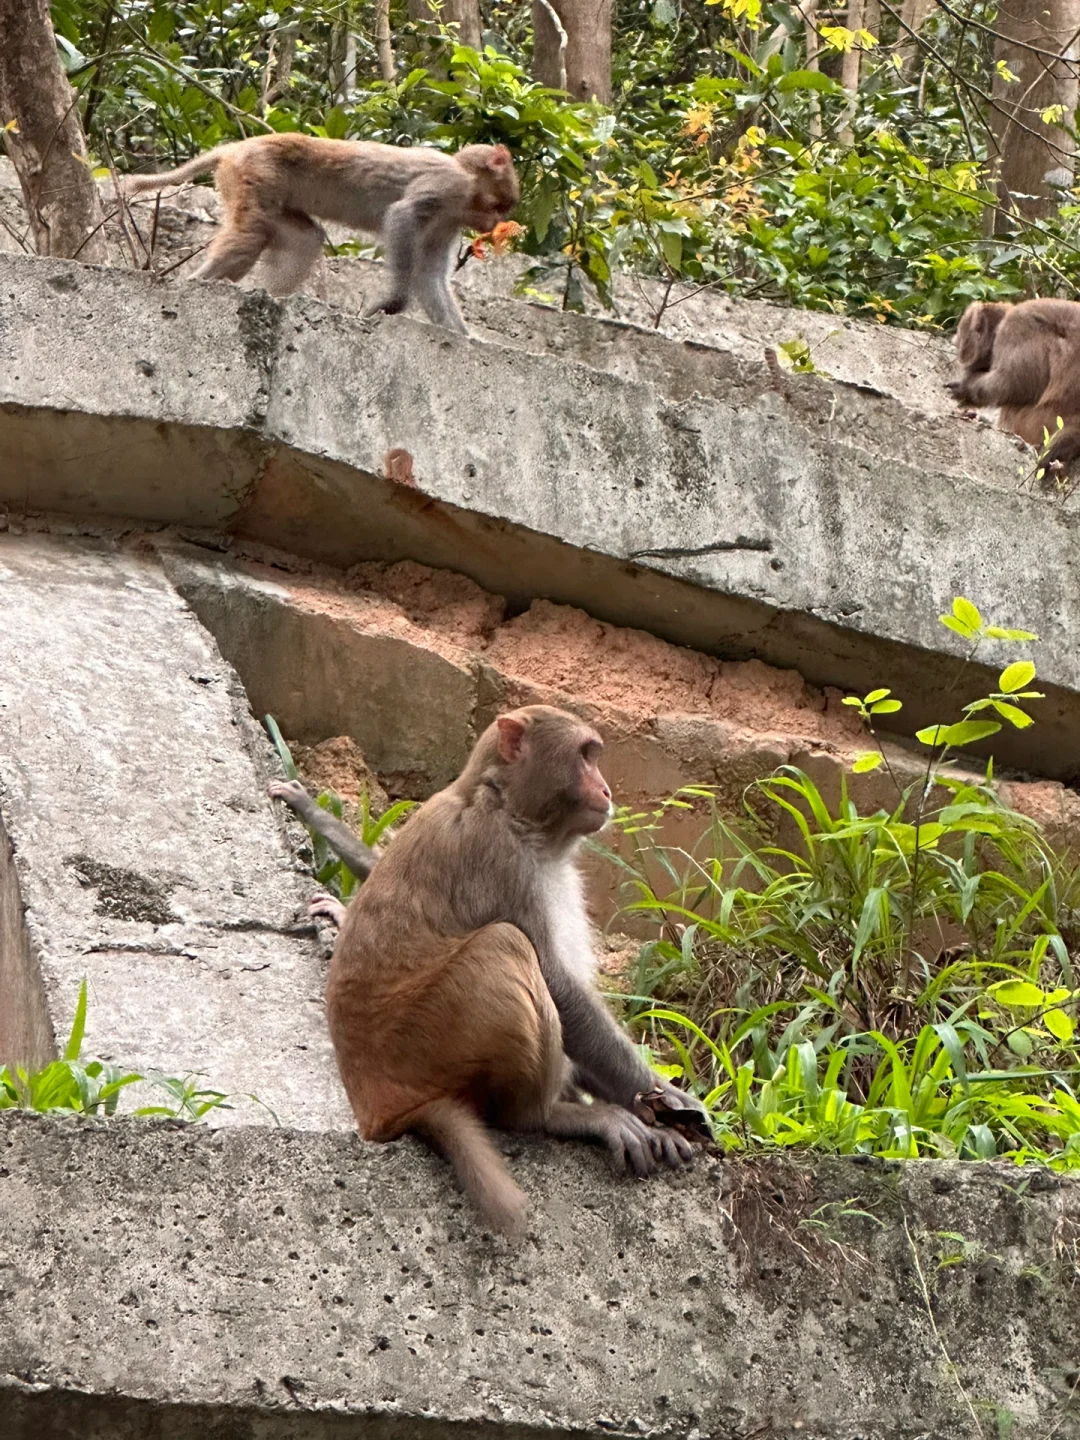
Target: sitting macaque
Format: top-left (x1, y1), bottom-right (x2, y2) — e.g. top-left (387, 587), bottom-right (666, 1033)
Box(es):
top-left (122, 134), bottom-right (520, 332)
top-left (270, 706), bottom-right (704, 1236)
top-left (948, 298), bottom-right (1080, 467)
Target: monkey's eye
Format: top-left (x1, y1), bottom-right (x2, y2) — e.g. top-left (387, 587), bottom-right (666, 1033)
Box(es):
top-left (581, 740), bottom-right (602, 762)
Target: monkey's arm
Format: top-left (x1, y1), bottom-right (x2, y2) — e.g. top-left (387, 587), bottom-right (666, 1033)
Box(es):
top-left (268, 780), bottom-right (377, 879)
top-left (533, 935), bottom-right (707, 1119)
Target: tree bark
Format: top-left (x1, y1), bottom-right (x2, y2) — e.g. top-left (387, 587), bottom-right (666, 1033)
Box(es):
top-left (896, 0), bottom-right (931, 78)
top-left (532, 0), bottom-right (611, 103)
top-left (407, 0), bottom-right (482, 50)
top-left (375, 0), bottom-right (397, 82)
top-left (838, 0), bottom-right (865, 143)
top-left (990, 0), bottom-right (1080, 225)
top-left (0, 0), bottom-right (107, 260)
top-left (802, 0), bottom-right (822, 139)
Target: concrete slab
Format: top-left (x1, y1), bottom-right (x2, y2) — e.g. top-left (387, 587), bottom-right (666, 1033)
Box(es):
top-left (1, 1111), bottom-right (1077, 1440)
top-left (1, 255), bottom-right (1077, 780)
top-left (0, 531), bottom-right (349, 1129)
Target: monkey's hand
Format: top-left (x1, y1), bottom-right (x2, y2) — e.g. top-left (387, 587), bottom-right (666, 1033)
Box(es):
top-left (592, 1105), bottom-right (694, 1176)
top-left (268, 778), bottom-right (312, 814)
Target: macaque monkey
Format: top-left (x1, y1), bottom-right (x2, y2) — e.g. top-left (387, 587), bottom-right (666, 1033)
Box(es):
top-left (122, 134), bottom-right (520, 332)
top-left (270, 706), bottom-right (703, 1236)
top-left (949, 299), bottom-right (1080, 467)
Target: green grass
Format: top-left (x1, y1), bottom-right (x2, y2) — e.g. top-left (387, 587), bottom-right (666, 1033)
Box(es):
top-left (0, 979), bottom-right (229, 1121)
top-left (607, 766), bottom-right (1080, 1171)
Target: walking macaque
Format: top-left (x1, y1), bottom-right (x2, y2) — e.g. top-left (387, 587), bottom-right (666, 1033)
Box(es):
top-left (948, 298), bottom-right (1080, 467)
top-left (270, 706), bottom-right (703, 1236)
top-left (122, 134), bottom-right (520, 331)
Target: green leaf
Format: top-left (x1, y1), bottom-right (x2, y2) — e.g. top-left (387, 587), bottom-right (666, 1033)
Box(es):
top-left (992, 701), bottom-right (1034, 729)
top-left (989, 980), bottom-right (1045, 1007)
top-left (940, 614), bottom-right (975, 639)
top-left (842, 696), bottom-right (864, 707)
top-left (1006, 1029), bottom-right (1034, 1058)
top-left (985, 626), bottom-right (1038, 642)
top-left (936, 720), bottom-right (1002, 748)
top-left (864, 688), bottom-right (891, 703)
top-left (853, 752), bottom-right (883, 773)
top-left (1044, 1008), bottom-right (1075, 1043)
top-left (999, 660), bottom-right (1036, 693)
top-left (659, 227), bottom-right (683, 269)
top-left (952, 597), bottom-right (982, 631)
top-left (64, 979), bottom-right (88, 1063)
top-left (776, 68), bottom-right (843, 94)
top-left (264, 715), bottom-right (299, 780)
top-left (869, 699), bottom-right (902, 714)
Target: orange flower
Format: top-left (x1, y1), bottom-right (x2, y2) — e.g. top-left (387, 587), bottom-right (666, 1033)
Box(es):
top-left (471, 220), bottom-right (526, 259)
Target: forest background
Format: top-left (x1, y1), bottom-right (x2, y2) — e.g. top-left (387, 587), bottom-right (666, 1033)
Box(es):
top-left (1, 0), bottom-right (1080, 325)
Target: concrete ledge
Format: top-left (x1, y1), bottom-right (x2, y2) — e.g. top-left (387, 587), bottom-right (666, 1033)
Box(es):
top-left (1, 1111), bottom-right (1077, 1440)
top-left (2, 254), bottom-right (1077, 777)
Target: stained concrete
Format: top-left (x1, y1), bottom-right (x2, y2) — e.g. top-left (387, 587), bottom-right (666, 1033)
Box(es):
top-left (0, 253), bottom-right (1075, 777)
top-left (0, 530), bottom-right (350, 1129)
top-left (1, 1111), bottom-right (1077, 1440)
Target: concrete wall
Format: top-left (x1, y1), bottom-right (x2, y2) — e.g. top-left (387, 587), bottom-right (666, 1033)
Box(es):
top-left (1, 240), bottom-right (1079, 1440)
top-left (2, 1111), bottom-right (1077, 1440)
top-left (1, 253), bottom-right (1075, 779)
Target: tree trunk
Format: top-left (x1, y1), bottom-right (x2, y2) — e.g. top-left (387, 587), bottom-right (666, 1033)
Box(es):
top-left (896, 0), bottom-right (931, 78)
top-left (407, 0), bottom-right (482, 50)
top-left (803, 0), bottom-right (822, 139)
top-left (374, 0), bottom-right (397, 82)
top-left (990, 0), bottom-right (1080, 225)
top-left (0, 0), bottom-right (107, 260)
top-left (838, 0), bottom-right (865, 144)
top-left (532, 0), bottom-right (611, 103)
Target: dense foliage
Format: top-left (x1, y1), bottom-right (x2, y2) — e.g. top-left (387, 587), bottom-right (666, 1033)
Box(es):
top-left (47, 0), bottom-right (1080, 325)
top-left (608, 602), bottom-right (1080, 1171)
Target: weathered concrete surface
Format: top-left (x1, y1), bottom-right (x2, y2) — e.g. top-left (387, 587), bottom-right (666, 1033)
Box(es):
top-left (1, 1111), bottom-right (1077, 1440)
top-left (0, 530), bottom-right (350, 1129)
top-left (0, 254), bottom-right (1074, 777)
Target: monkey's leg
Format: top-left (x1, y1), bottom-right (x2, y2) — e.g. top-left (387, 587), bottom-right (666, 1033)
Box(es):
top-left (258, 211), bottom-right (327, 296)
top-left (365, 195), bottom-right (421, 319)
top-left (192, 218), bottom-right (275, 283)
top-left (267, 779), bottom-right (377, 879)
top-left (310, 891), bottom-right (348, 927)
top-left (412, 232), bottom-right (468, 335)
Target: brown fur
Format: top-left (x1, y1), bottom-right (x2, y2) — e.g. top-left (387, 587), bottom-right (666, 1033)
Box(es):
top-left (274, 705), bottom-right (701, 1237)
top-left (123, 133), bottom-right (519, 331)
top-left (949, 298), bottom-right (1080, 466)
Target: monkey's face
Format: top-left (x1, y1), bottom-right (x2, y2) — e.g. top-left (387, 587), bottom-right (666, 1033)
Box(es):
top-left (495, 708), bottom-right (612, 838)
top-left (956, 302), bottom-right (1005, 371)
top-left (565, 735), bottom-right (614, 836)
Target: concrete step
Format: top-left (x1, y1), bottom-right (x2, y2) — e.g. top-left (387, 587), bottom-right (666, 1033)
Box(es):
top-left (0, 252), bottom-right (1074, 778)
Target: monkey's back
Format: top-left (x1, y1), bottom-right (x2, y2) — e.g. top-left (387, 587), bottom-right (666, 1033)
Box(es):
top-left (218, 133), bottom-right (465, 233)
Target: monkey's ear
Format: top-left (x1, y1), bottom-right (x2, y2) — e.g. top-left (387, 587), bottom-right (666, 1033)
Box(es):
top-left (496, 713), bottom-right (527, 762)
top-left (490, 146), bottom-right (512, 167)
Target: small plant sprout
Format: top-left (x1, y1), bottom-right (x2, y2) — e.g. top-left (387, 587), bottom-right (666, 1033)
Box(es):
top-left (0, 980), bottom-right (229, 1121)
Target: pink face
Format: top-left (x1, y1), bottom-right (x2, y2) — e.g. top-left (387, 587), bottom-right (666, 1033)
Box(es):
top-left (571, 734), bottom-right (613, 835)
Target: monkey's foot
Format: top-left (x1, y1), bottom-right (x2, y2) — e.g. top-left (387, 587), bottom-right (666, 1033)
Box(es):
top-left (310, 891), bottom-right (347, 928)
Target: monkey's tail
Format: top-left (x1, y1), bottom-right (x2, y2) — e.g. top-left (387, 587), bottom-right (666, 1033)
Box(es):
top-left (413, 1097), bottom-right (528, 1237)
top-left (121, 149), bottom-right (229, 197)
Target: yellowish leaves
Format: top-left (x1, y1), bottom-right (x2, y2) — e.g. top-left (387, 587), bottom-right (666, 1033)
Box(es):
top-left (2, 118), bottom-right (18, 134)
top-left (1041, 103), bottom-right (1067, 126)
top-left (682, 103), bottom-right (716, 146)
top-left (820, 24), bottom-right (878, 52)
top-left (703, 0), bottom-right (761, 24)
top-left (995, 59), bottom-right (1019, 84)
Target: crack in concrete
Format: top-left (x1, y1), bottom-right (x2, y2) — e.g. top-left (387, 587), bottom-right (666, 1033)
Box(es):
top-left (627, 536), bottom-right (773, 560)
